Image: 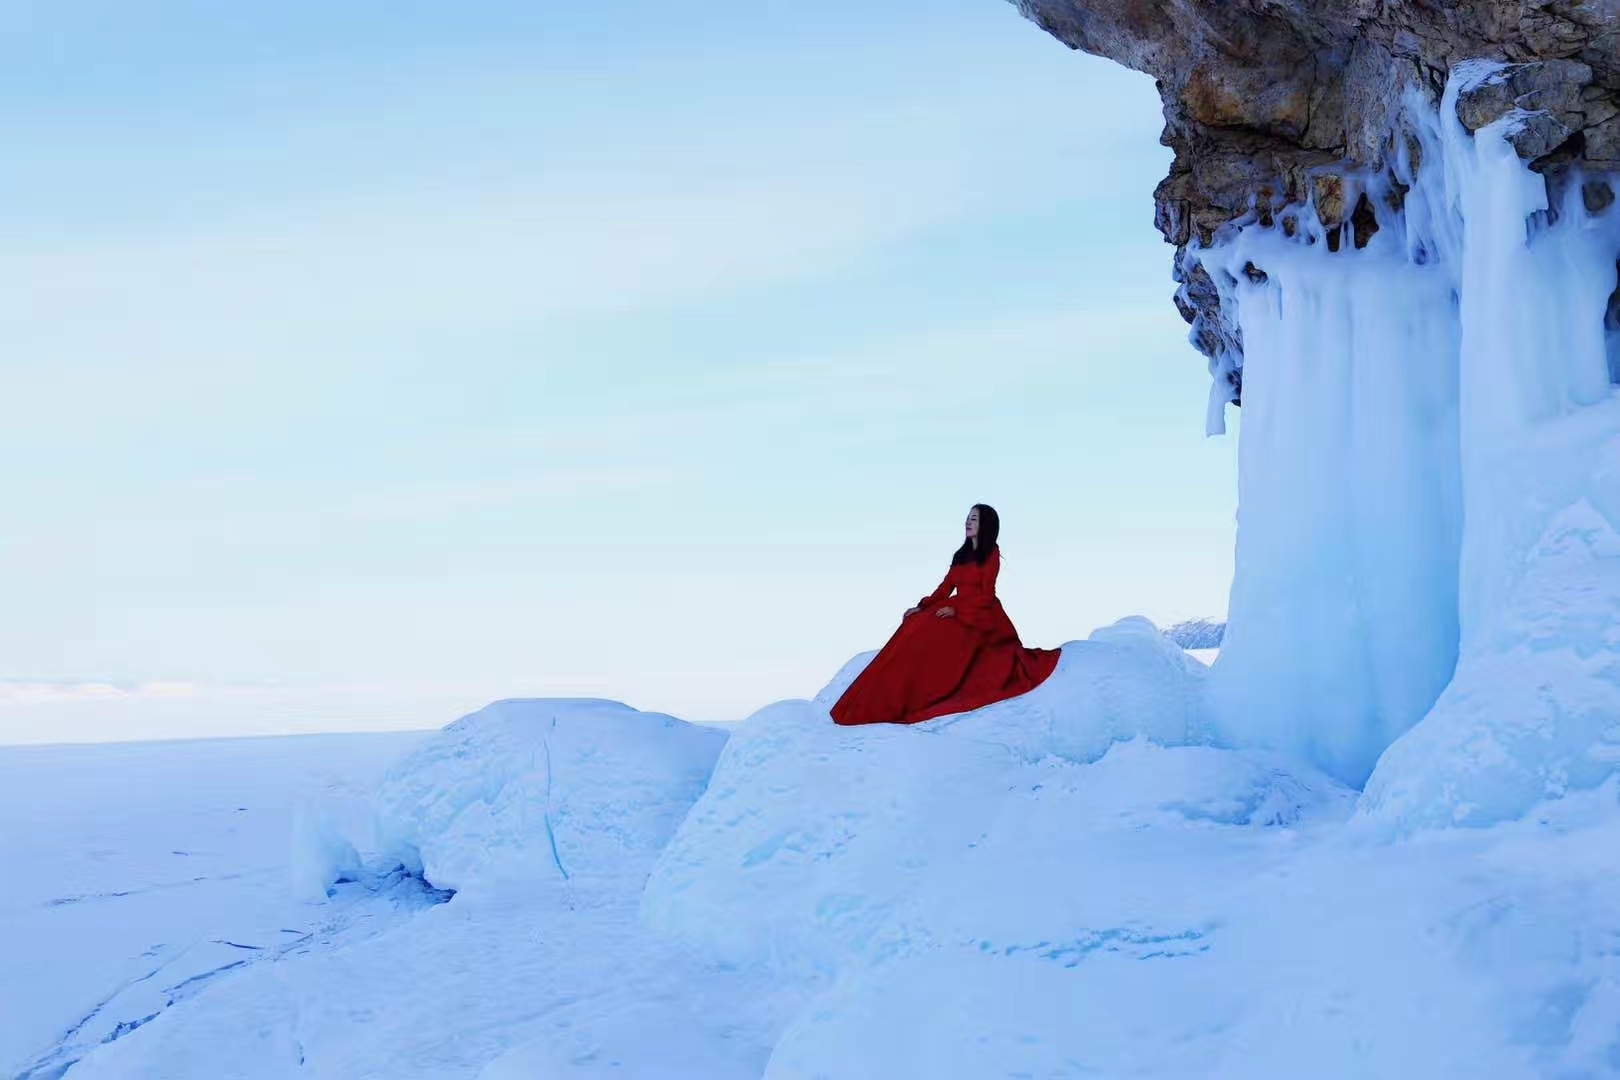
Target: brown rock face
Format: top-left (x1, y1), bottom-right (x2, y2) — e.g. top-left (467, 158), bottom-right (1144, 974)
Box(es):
top-left (1010, 0), bottom-right (1620, 395)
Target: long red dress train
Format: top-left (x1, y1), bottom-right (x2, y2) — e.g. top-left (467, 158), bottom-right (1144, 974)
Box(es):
top-left (830, 545), bottom-right (1061, 726)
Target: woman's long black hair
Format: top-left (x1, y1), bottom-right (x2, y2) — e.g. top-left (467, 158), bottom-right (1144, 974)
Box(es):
top-left (951, 503), bottom-right (1000, 566)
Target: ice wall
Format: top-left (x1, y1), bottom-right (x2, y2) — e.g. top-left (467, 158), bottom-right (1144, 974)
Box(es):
top-left (1198, 63), bottom-right (1620, 824)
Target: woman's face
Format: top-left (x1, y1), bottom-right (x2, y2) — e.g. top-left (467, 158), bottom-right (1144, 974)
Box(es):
top-left (965, 507), bottom-right (980, 541)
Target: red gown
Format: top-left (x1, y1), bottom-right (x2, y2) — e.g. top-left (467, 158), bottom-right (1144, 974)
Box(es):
top-left (830, 545), bottom-right (1061, 726)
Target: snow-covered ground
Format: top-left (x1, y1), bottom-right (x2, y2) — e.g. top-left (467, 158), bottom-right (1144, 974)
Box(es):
top-left (0, 732), bottom-right (432, 1079)
top-left (7, 620), bottom-right (1620, 1078)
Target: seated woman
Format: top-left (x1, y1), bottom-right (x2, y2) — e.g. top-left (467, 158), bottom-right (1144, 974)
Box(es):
top-left (831, 504), bottom-right (1061, 726)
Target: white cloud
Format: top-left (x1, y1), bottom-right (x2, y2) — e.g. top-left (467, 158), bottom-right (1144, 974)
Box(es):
top-left (2, 46), bottom-right (1164, 399)
top-left (6, 134), bottom-right (1116, 372)
top-left (498, 304), bottom-right (1186, 452)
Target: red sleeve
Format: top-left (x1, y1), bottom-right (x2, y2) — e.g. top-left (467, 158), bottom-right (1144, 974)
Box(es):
top-left (953, 549), bottom-right (1000, 629)
top-left (918, 566), bottom-right (955, 610)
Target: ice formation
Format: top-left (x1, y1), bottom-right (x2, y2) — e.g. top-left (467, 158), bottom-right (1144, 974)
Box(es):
top-left (1198, 63), bottom-right (1620, 827)
top-left (371, 698), bottom-right (728, 896)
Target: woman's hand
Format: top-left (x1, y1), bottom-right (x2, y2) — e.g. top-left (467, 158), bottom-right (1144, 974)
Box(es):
top-left (903, 605), bottom-right (921, 618)
top-left (935, 606), bottom-right (955, 618)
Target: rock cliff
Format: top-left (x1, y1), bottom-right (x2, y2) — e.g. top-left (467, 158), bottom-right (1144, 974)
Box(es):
top-left (1011, 0), bottom-right (1620, 400)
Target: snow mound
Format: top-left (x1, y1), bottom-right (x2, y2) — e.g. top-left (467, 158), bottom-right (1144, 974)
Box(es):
top-left (643, 630), bottom-right (1341, 991)
top-left (643, 617), bottom-right (1218, 985)
top-left (1010, 615), bottom-right (1215, 763)
top-left (808, 649), bottom-right (877, 712)
top-left (374, 698), bottom-right (727, 896)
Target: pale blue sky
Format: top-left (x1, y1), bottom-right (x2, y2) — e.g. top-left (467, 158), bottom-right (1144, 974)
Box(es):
top-left (1, 0), bottom-right (1239, 743)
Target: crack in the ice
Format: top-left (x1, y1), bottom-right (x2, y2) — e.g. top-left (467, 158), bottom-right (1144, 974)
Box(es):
top-left (45, 872), bottom-right (243, 908)
top-left (20, 846), bottom-right (457, 1077)
top-left (974, 925), bottom-right (1215, 968)
top-left (102, 1012), bottom-right (160, 1043)
top-left (21, 924), bottom-right (318, 1077)
top-left (164, 959), bottom-right (249, 999)
top-left (543, 715), bottom-right (572, 882)
top-left (48, 890), bottom-right (133, 906)
top-left (52, 961), bottom-right (169, 1043)
top-left (16, 953), bottom-right (182, 1080)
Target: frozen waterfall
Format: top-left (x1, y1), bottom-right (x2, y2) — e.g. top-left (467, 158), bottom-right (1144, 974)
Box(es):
top-left (1195, 62), bottom-right (1620, 827)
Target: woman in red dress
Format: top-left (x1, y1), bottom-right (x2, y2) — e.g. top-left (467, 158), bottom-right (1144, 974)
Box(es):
top-left (830, 504), bottom-right (1061, 726)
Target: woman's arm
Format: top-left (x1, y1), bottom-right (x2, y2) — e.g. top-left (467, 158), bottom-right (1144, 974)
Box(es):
top-left (913, 567), bottom-right (955, 612)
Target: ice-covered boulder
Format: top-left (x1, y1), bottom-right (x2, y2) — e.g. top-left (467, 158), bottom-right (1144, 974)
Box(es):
top-left (373, 698), bottom-right (727, 897)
